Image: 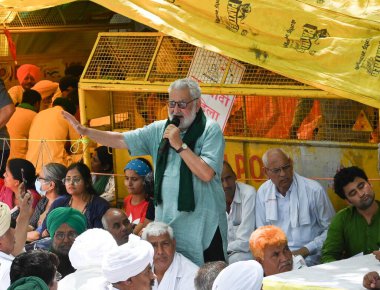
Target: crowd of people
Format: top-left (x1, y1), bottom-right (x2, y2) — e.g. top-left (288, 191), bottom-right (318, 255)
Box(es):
top-left (0, 71), bottom-right (379, 290)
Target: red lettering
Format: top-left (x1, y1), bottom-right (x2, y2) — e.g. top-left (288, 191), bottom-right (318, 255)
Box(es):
top-left (249, 155), bottom-right (264, 180)
top-left (235, 154), bottom-right (245, 179)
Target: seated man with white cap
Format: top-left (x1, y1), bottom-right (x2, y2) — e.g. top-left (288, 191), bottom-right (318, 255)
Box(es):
top-left (58, 228), bottom-right (118, 290)
top-left (142, 222), bottom-right (199, 290)
top-left (102, 239), bottom-right (156, 290)
top-left (211, 260), bottom-right (263, 290)
top-left (0, 191), bottom-right (34, 290)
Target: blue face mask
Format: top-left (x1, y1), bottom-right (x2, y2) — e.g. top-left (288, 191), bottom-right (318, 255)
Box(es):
top-left (35, 179), bottom-right (47, 196)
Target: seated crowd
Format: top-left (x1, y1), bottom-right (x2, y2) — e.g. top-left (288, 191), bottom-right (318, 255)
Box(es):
top-left (1, 71), bottom-right (380, 290)
top-left (0, 147), bottom-right (378, 290)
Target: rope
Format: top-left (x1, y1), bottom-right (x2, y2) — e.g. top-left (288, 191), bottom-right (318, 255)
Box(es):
top-left (70, 136), bottom-right (90, 161)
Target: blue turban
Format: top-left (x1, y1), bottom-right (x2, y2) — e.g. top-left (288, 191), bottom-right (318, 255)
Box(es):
top-left (124, 159), bottom-right (152, 177)
top-left (46, 207), bottom-right (87, 237)
top-left (7, 276), bottom-right (49, 290)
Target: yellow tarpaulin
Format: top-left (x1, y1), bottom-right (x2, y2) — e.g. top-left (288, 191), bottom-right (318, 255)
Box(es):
top-left (2, 0), bottom-right (380, 107)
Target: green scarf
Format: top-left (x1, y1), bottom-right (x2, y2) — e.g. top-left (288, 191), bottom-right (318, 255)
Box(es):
top-left (154, 109), bottom-right (206, 212)
top-left (17, 102), bottom-right (37, 112)
top-left (93, 175), bottom-right (110, 196)
top-left (7, 276), bottom-right (49, 290)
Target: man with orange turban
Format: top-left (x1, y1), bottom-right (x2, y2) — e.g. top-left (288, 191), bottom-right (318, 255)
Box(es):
top-left (8, 64), bottom-right (41, 105)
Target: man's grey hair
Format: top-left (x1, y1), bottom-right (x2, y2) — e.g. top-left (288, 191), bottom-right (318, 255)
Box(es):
top-left (194, 261), bottom-right (228, 290)
top-left (262, 148), bottom-right (290, 167)
top-left (141, 221), bottom-right (174, 240)
top-left (168, 78), bottom-right (201, 100)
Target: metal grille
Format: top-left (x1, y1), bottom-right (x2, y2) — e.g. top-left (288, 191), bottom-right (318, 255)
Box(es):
top-left (224, 96), bottom-right (377, 142)
top-left (6, 3), bottom-right (105, 27)
top-left (84, 35), bottom-right (160, 80)
top-left (0, 34), bottom-right (8, 56)
top-left (0, 2), bottom-right (135, 29)
top-left (148, 37), bottom-right (196, 82)
top-left (83, 32), bottom-right (377, 143)
top-left (83, 33), bottom-right (306, 86)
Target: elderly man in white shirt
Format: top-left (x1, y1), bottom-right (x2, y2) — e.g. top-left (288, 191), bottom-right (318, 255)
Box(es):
top-left (142, 222), bottom-right (199, 290)
top-left (255, 148), bottom-right (335, 266)
top-left (221, 161), bottom-right (256, 263)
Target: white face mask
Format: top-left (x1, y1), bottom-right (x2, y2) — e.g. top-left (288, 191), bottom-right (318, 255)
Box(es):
top-left (35, 179), bottom-right (47, 196)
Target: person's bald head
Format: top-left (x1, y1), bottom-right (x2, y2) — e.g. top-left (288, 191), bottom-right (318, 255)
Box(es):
top-left (102, 208), bottom-right (133, 245)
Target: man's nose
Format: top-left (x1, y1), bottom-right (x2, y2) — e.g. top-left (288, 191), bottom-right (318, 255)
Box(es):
top-left (173, 104), bottom-right (182, 114)
top-left (358, 188), bottom-right (366, 198)
top-left (279, 252), bottom-right (288, 261)
top-left (156, 244), bottom-right (163, 255)
top-left (279, 168), bottom-right (287, 176)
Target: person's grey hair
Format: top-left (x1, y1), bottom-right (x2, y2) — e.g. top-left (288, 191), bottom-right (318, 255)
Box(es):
top-left (141, 221), bottom-right (174, 240)
top-left (262, 148), bottom-right (290, 167)
top-left (194, 261), bottom-right (228, 290)
top-left (42, 163), bottom-right (67, 195)
top-left (168, 78), bottom-right (201, 100)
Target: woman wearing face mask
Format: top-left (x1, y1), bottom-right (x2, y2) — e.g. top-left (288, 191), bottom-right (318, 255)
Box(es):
top-left (27, 163), bottom-right (68, 242)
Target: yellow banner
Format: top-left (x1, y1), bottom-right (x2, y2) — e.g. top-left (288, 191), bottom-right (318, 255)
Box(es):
top-left (91, 0), bottom-right (380, 108)
top-left (3, 0), bottom-right (380, 107)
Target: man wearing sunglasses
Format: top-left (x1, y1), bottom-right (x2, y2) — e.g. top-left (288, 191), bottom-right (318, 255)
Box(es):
top-left (62, 78), bottom-right (226, 266)
top-left (255, 148), bottom-right (335, 266)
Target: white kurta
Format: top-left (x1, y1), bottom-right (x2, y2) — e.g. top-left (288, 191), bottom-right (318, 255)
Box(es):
top-left (255, 173), bottom-right (335, 266)
top-left (0, 251), bottom-right (14, 290)
top-left (58, 267), bottom-right (109, 290)
top-left (227, 181), bottom-right (256, 263)
top-left (153, 252), bottom-right (199, 290)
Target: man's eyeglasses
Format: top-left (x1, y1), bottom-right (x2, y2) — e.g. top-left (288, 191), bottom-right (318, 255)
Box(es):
top-left (54, 231), bottom-right (78, 241)
top-left (62, 177), bottom-right (82, 185)
top-left (167, 98), bottom-right (199, 109)
top-left (266, 163), bottom-right (292, 175)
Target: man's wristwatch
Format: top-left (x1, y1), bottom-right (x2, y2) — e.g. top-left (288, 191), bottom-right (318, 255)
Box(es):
top-left (176, 143), bottom-right (188, 153)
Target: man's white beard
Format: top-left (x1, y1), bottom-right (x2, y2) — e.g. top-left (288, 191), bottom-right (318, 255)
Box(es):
top-left (168, 103), bottom-right (197, 130)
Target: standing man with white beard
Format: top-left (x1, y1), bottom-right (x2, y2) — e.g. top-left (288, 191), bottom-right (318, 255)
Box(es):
top-left (62, 78), bottom-right (227, 266)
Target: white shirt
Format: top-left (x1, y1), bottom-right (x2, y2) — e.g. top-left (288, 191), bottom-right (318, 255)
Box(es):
top-left (255, 173), bottom-right (335, 266)
top-left (0, 251), bottom-right (14, 290)
top-left (153, 252), bottom-right (199, 290)
top-left (227, 181), bottom-right (256, 263)
top-left (58, 266), bottom-right (109, 290)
